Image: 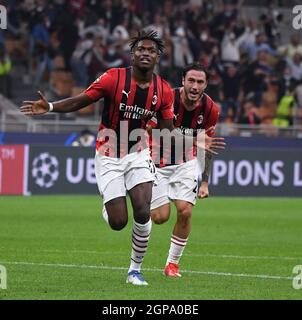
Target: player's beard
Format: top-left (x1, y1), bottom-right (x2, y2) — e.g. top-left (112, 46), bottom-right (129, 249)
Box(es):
top-left (184, 88), bottom-right (203, 104)
top-left (136, 62), bottom-right (154, 73)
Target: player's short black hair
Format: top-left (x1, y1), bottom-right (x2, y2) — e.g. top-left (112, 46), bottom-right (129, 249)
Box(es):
top-left (129, 29), bottom-right (165, 54)
top-left (182, 63), bottom-right (210, 81)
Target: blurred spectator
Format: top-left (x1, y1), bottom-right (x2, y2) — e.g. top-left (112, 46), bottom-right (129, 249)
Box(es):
top-left (158, 35), bottom-right (173, 84)
top-left (242, 50), bottom-right (273, 106)
top-left (72, 129), bottom-right (95, 147)
top-left (103, 40), bottom-right (127, 68)
top-left (171, 23), bottom-right (193, 84)
top-left (53, 7), bottom-right (79, 71)
top-left (278, 35), bottom-right (302, 60)
top-left (30, 13), bottom-right (52, 87)
top-left (238, 93), bottom-right (261, 125)
top-left (245, 31), bottom-right (276, 62)
top-left (278, 64), bottom-right (297, 102)
top-left (68, 0), bottom-right (86, 19)
top-left (259, 4), bottom-right (283, 46)
top-left (205, 45), bottom-right (223, 103)
top-left (147, 13), bottom-right (170, 39)
top-left (79, 18), bottom-right (109, 40)
top-left (258, 74), bottom-right (280, 123)
top-left (210, 0), bottom-right (239, 41)
top-left (221, 31), bottom-right (245, 64)
top-left (220, 63), bottom-right (241, 120)
top-left (0, 45), bottom-right (12, 98)
top-left (272, 86), bottom-right (295, 128)
top-left (70, 32), bottom-right (94, 87)
top-left (285, 53), bottom-right (302, 82)
top-left (112, 17), bottom-right (130, 44)
top-left (88, 36), bottom-right (108, 81)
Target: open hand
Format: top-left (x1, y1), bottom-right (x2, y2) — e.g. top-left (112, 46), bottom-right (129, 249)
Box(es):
top-left (196, 126), bottom-right (226, 155)
top-left (20, 91), bottom-right (50, 116)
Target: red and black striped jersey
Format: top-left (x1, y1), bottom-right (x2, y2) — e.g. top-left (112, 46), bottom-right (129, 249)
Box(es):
top-left (173, 87), bottom-right (219, 137)
top-left (150, 87), bottom-right (220, 167)
top-left (84, 67), bottom-right (174, 157)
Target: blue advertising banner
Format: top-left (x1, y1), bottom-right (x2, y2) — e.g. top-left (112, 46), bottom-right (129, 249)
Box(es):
top-left (1, 145), bottom-right (301, 196)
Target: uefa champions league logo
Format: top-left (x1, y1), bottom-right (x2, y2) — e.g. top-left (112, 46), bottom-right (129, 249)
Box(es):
top-left (0, 5), bottom-right (7, 29)
top-left (32, 153), bottom-right (59, 188)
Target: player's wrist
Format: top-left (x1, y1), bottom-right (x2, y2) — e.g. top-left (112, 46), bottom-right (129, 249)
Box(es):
top-left (201, 174), bottom-right (209, 183)
top-left (48, 102), bottom-right (54, 112)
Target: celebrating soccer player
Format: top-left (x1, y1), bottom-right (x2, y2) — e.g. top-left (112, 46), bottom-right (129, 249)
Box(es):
top-left (150, 63), bottom-right (222, 278)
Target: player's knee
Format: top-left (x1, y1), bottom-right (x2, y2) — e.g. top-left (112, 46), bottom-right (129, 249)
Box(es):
top-left (151, 211), bottom-right (169, 224)
top-left (133, 206), bottom-right (151, 224)
top-left (178, 206), bottom-right (192, 222)
top-left (109, 216), bottom-right (128, 231)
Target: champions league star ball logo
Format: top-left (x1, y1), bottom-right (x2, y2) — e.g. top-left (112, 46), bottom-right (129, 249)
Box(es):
top-left (32, 153), bottom-right (59, 188)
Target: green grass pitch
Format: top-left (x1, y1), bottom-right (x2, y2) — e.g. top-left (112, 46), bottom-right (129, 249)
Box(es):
top-left (0, 196), bottom-right (302, 300)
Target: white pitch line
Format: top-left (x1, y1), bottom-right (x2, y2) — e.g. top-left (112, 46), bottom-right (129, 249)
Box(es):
top-left (37, 249), bottom-right (302, 261)
top-left (1, 248), bottom-right (300, 262)
top-left (0, 261), bottom-right (293, 281)
top-left (186, 253), bottom-right (302, 261)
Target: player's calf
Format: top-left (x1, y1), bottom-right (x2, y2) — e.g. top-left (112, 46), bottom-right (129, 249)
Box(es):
top-left (176, 204), bottom-right (192, 229)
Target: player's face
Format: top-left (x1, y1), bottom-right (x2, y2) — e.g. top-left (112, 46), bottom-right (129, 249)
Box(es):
top-left (132, 39), bottom-right (160, 71)
top-left (182, 70), bottom-right (208, 102)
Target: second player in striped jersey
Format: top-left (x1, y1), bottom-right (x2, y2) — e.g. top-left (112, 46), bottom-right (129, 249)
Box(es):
top-left (150, 63), bottom-right (221, 278)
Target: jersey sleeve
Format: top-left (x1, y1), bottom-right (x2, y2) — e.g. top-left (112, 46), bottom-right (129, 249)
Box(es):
top-left (84, 68), bottom-right (117, 101)
top-left (204, 102), bottom-right (220, 137)
top-left (158, 81), bottom-right (174, 120)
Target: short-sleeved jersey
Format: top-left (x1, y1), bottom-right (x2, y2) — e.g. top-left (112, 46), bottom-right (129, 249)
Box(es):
top-left (150, 87), bottom-right (220, 167)
top-left (85, 67), bottom-right (174, 157)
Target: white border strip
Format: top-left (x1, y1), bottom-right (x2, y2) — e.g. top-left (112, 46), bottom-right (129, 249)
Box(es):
top-left (23, 144), bottom-right (31, 196)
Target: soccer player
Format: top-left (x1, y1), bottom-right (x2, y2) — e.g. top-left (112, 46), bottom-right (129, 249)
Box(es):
top-left (150, 63), bottom-right (221, 278)
top-left (20, 31), bottom-right (223, 286)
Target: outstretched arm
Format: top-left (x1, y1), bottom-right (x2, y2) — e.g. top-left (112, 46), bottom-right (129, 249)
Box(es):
top-left (20, 91), bottom-right (94, 116)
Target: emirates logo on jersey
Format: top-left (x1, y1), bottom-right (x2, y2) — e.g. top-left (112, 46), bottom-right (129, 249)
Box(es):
top-left (152, 95), bottom-right (158, 105)
top-left (197, 115), bottom-right (203, 125)
top-left (120, 103), bottom-right (156, 119)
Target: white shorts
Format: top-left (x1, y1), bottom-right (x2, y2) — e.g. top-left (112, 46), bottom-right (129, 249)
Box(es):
top-left (95, 148), bottom-right (156, 204)
top-left (151, 159), bottom-right (199, 210)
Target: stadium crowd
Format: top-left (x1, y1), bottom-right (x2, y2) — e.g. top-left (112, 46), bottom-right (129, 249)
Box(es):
top-left (1, 0), bottom-right (302, 127)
